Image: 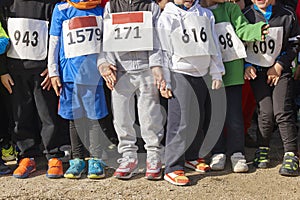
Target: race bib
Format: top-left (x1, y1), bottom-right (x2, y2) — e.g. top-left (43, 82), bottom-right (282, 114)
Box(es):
top-left (63, 16), bottom-right (102, 58)
top-left (215, 22), bottom-right (247, 62)
top-left (7, 18), bottom-right (48, 60)
top-left (103, 11), bottom-right (153, 52)
top-left (245, 27), bottom-right (283, 67)
top-left (170, 15), bottom-right (217, 58)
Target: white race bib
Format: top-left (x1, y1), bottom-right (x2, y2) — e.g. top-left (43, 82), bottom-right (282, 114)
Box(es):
top-left (103, 11), bottom-right (153, 52)
top-left (245, 27), bottom-right (283, 67)
top-left (170, 15), bottom-right (217, 58)
top-left (215, 22), bottom-right (247, 62)
top-left (7, 18), bottom-right (48, 60)
top-left (63, 16), bottom-right (102, 58)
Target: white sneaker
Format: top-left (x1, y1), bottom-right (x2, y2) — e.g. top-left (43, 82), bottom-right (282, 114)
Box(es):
top-left (210, 153), bottom-right (226, 171)
top-left (230, 152), bottom-right (249, 173)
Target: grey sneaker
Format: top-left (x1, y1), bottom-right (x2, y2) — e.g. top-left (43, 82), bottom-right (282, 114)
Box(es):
top-left (210, 153), bottom-right (226, 171)
top-left (231, 152), bottom-right (249, 173)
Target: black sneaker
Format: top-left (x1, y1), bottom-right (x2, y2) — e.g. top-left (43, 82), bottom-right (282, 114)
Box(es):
top-left (279, 152), bottom-right (299, 176)
top-left (253, 147), bottom-right (270, 168)
top-left (0, 158), bottom-right (11, 175)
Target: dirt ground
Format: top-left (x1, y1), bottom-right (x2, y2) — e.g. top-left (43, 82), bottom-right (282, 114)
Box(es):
top-left (0, 128), bottom-right (300, 200)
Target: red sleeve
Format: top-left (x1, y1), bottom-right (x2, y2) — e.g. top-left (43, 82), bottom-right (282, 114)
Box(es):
top-left (100, 0), bottom-right (109, 7)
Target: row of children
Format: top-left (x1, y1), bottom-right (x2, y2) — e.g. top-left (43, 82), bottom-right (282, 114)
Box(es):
top-left (0, 0), bottom-right (299, 187)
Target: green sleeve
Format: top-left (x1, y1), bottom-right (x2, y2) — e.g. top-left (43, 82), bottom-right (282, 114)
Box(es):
top-left (227, 3), bottom-right (265, 42)
top-left (0, 22), bottom-right (8, 38)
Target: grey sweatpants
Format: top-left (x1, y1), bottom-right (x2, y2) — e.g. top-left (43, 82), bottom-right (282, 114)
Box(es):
top-left (111, 69), bottom-right (164, 159)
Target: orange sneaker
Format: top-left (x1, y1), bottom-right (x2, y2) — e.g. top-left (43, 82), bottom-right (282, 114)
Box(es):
top-left (13, 158), bottom-right (36, 179)
top-left (185, 158), bottom-right (211, 172)
top-left (46, 158), bottom-right (63, 178)
top-left (164, 170), bottom-right (190, 186)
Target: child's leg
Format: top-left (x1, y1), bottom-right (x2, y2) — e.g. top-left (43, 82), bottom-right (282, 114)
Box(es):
top-left (136, 70), bottom-right (164, 160)
top-left (224, 85), bottom-right (245, 155)
top-left (250, 69), bottom-right (274, 147)
top-left (112, 72), bottom-right (138, 158)
top-left (273, 73), bottom-right (298, 154)
top-left (69, 119), bottom-right (87, 159)
top-left (184, 76), bottom-right (207, 160)
top-left (164, 73), bottom-right (198, 174)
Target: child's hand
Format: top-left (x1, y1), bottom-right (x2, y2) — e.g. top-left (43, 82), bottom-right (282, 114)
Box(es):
top-left (151, 66), bottom-right (164, 89)
top-left (99, 62), bottom-right (117, 90)
top-left (160, 80), bottom-right (172, 98)
top-left (261, 24), bottom-right (270, 41)
top-left (50, 76), bottom-right (61, 96)
top-left (212, 79), bottom-right (222, 90)
top-left (40, 68), bottom-right (52, 91)
top-left (0, 73), bottom-right (14, 94)
top-left (267, 63), bottom-right (283, 86)
top-left (244, 66), bottom-right (257, 80)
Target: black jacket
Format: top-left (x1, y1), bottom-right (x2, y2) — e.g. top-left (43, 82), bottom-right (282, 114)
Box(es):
top-left (243, 2), bottom-right (300, 70)
top-left (0, 0), bottom-right (60, 71)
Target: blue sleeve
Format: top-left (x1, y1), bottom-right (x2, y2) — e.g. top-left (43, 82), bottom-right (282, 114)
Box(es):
top-left (244, 62), bottom-right (252, 69)
top-left (0, 38), bottom-right (9, 55)
top-left (49, 4), bottom-right (64, 36)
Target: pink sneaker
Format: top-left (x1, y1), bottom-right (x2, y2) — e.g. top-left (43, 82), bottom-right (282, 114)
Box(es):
top-left (114, 157), bottom-right (138, 179)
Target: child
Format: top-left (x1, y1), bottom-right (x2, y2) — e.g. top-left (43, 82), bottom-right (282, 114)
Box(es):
top-left (0, 20), bottom-right (11, 175)
top-left (201, 0), bottom-right (268, 173)
top-left (48, 0), bottom-right (109, 179)
top-left (99, 0), bottom-right (165, 180)
top-left (243, 0), bottom-right (299, 176)
top-left (157, 0), bottom-right (224, 185)
top-left (0, 0), bottom-right (66, 179)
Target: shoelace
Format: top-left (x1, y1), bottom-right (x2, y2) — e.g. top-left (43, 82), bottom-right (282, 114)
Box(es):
top-left (117, 157), bottom-right (135, 168)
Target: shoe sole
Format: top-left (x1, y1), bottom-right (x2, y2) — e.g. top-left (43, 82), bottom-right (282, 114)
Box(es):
top-left (0, 169), bottom-right (12, 175)
top-left (87, 173), bottom-right (106, 179)
top-left (114, 168), bottom-right (139, 180)
top-left (145, 172), bottom-right (162, 180)
top-left (13, 168), bottom-right (36, 179)
top-left (184, 162), bottom-right (210, 173)
top-left (64, 169), bottom-right (86, 179)
top-left (163, 175), bottom-right (189, 186)
top-left (46, 173), bottom-right (63, 178)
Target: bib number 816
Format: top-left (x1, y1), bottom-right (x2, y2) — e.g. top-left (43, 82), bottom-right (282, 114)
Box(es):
top-left (182, 27), bottom-right (207, 43)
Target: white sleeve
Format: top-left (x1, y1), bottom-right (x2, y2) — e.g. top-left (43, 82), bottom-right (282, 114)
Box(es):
top-left (157, 14), bottom-right (172, 87)
top-left (207, 10), bottom-right (225, 80)
top-left (103, 2), bottom-right (117, 66)
top-left (47, 35), bottom-right (60, 78)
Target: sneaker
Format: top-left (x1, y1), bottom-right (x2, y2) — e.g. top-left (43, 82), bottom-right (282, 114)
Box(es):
top-left (113, 157), bottom-right (138, 179)
top-left (185, 158), bottom-right (210, 172)
top-left (0, 159), bottom-right (11, 175)
top-left (253, 147), bottom-right (270, 168)
top-left (2, 144), bottom-right (16, 162)
top-left (279, 152), bottom-right (299, 176)
top-left (164, 170), bottom-right (190, 186)
top-left (210, 154), bottom-right (226, 171)
top-left (13, 158), bottom-right (36, 178)
top-left (46, 158), bottom-right (63, 178)
top-left (87, 158), bottom-right (106, 179)
top-left (145, 157), bottom-right (162, 180)
top-left (64, 158), bottom-right (86, 179)
top-left (230, 152), bottom-right (249, 173)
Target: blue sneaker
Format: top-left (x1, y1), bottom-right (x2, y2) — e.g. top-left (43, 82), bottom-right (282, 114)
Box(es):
top-left (64, 158), bottom-right (86, 179)
top-left (87, 158), bottom-right (106, 179)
